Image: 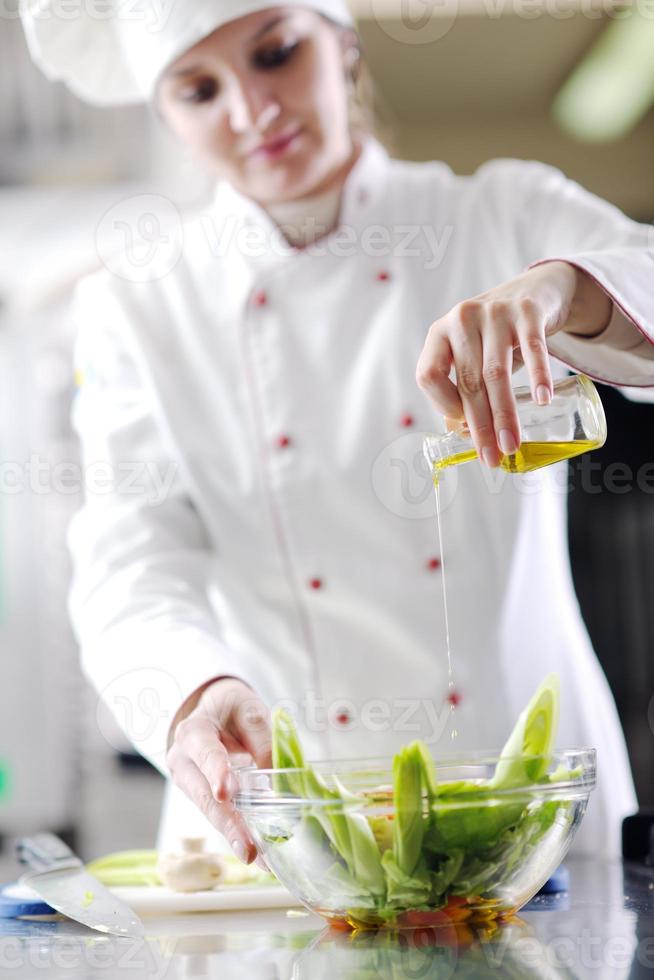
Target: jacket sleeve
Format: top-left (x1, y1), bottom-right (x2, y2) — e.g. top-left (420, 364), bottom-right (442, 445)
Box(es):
top-left (490, 159), bottom-right (654, 388)
top-left (67, 272), bottom-right (255, 776)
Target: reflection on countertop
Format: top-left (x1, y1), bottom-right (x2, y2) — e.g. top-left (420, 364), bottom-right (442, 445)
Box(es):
top-left (1, 857), bottom-right (653, 978)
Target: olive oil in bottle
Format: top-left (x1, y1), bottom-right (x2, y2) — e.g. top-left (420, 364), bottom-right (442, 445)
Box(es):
top-left (432, 438), bottom-right (601, 477)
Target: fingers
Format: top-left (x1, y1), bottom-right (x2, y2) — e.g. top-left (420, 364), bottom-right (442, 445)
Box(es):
top-left (168, 751), bottom-right (257, 863)
top-left (232, 697), bottom-right (273, 770)
top-left (200, 680), bottom-right (273, 770)
top-left (480, 304), bottom-right (521, 458)
top-left (166, 679), bottom-right (274, 867)
top-left (418, 288), bottom-right (553, 466)
top-left (175, 714), bottom-right (234, 802)
top-left (448, 307), bottom-right (499, 467)
top-left (514, 298), bottom-right (552, 406)
top-left (416, 327), bottom-right (461, 420)
top-left (168, 715), bottom-right (257, 863)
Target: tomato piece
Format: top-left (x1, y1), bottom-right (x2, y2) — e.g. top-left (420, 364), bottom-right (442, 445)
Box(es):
top-left (445, 895), bottom-right (469, 908)
top-left (326, 917), bottom-right (353, 932)
top-left (398, 909), bottom-right (454, 927)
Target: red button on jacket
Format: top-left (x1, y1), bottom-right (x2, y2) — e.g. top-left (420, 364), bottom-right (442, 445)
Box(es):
top-left (276, 434), bottom-right (291, 449)
top-left (309, 577), bottom-right (323, 590)
top-left (427, 557), bottom-right (441, 571)
top-left (253, 290), bottom-right (268, 307)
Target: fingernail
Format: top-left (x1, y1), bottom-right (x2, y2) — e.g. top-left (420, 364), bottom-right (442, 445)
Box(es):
top-left (536, 384), bottom-right (551, 406)
top-left (216, 769), bottom-right (237, 801)
top-left (498, 429), bottom-right (518, 456)
top-left (481, 447), bottom-right (497, 468)
top-left (216, 777), bottom-right (230, 802)
top-left (231, 839), bottom-right (248, 863)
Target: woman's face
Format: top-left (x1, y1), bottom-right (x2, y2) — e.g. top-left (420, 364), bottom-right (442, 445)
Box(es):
top-left (156, 7), bottom-right (356, 204)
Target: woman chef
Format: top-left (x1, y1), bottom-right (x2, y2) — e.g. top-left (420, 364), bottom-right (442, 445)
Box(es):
top-left (22, 0), bottom-right (654, 865)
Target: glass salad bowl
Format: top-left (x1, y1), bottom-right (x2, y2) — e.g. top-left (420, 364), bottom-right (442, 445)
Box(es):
top-left (234, 746), bottom-right (596, 931)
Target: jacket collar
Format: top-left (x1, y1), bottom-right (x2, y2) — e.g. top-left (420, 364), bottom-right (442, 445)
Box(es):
top-left (208, 135), bottom-right (391, 275)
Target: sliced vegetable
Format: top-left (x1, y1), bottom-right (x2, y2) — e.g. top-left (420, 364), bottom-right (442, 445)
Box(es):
top-left (86, 846), bottom-right (274, 889)
top-left (390, 744), bottom-right (426, 877)
top-left (86, 851), bottom-right (161, 887)
top-left (490, 673), bottom-right (560, 789)
top-left (271, 708), bottom-right (386, 899)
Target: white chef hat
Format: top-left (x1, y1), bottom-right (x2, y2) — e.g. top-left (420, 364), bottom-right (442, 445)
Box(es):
top-left (20, 0), bottom-right (355, 107)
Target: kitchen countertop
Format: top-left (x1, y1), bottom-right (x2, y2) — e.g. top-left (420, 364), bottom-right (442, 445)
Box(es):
top-left (1, 857), bottom-right (653, 978)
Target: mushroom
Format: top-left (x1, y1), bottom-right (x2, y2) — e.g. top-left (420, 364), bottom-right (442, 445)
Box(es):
top-left (157, 837), bottom-right (224, 892)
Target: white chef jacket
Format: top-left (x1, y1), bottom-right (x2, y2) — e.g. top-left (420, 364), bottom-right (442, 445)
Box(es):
top-left (68, 137), bottom-right (654, 859)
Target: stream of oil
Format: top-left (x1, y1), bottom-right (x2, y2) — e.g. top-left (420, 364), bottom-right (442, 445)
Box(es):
top-left (431, 439), bottom-right (601, 742)
top-left (433, 475), bottom-right (458, 740)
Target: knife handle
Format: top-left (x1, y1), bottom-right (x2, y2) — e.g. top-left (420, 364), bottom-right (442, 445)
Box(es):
top-left (16, 834), bottom-right (82, 874)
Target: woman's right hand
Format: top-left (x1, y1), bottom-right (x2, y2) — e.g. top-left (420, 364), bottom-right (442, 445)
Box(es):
top-left (166, 677), bottom-right (272, 865)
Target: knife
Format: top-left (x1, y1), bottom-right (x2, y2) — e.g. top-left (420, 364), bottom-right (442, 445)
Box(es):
top-left (16, 833), bottom-right (145, 937)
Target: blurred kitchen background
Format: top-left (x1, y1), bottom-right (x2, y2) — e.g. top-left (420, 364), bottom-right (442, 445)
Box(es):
top-left (0, 0), bottom-right (653, 868)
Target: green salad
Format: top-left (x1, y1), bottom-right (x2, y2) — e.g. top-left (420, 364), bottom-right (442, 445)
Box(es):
top-left (268, 673), bottom-right (584, 926)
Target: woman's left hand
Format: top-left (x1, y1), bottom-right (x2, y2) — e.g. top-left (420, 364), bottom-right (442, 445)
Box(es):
top-left (415, 261), bottom-right (612, 466)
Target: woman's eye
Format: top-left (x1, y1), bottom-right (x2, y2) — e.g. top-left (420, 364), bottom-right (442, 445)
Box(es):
top-left (179, 79), bottom-right (218, 104)
top-left (254, 41), bottom-right (299, 70)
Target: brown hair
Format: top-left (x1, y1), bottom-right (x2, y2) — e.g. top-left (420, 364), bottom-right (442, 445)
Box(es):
top-left (338, 24), bottom-right (392, 151)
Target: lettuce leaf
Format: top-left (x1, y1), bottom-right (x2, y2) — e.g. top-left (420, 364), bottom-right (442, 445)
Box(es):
top-left (380, 852), bottom-right (433, 906)
top-left (424, 795), bottom-right (527, 853)
top-left (420, 673), bottom-right (562, 860)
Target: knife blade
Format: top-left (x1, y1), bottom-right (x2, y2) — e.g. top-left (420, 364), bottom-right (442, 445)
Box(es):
top-left (16, 833), bottom-right (144, 937)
